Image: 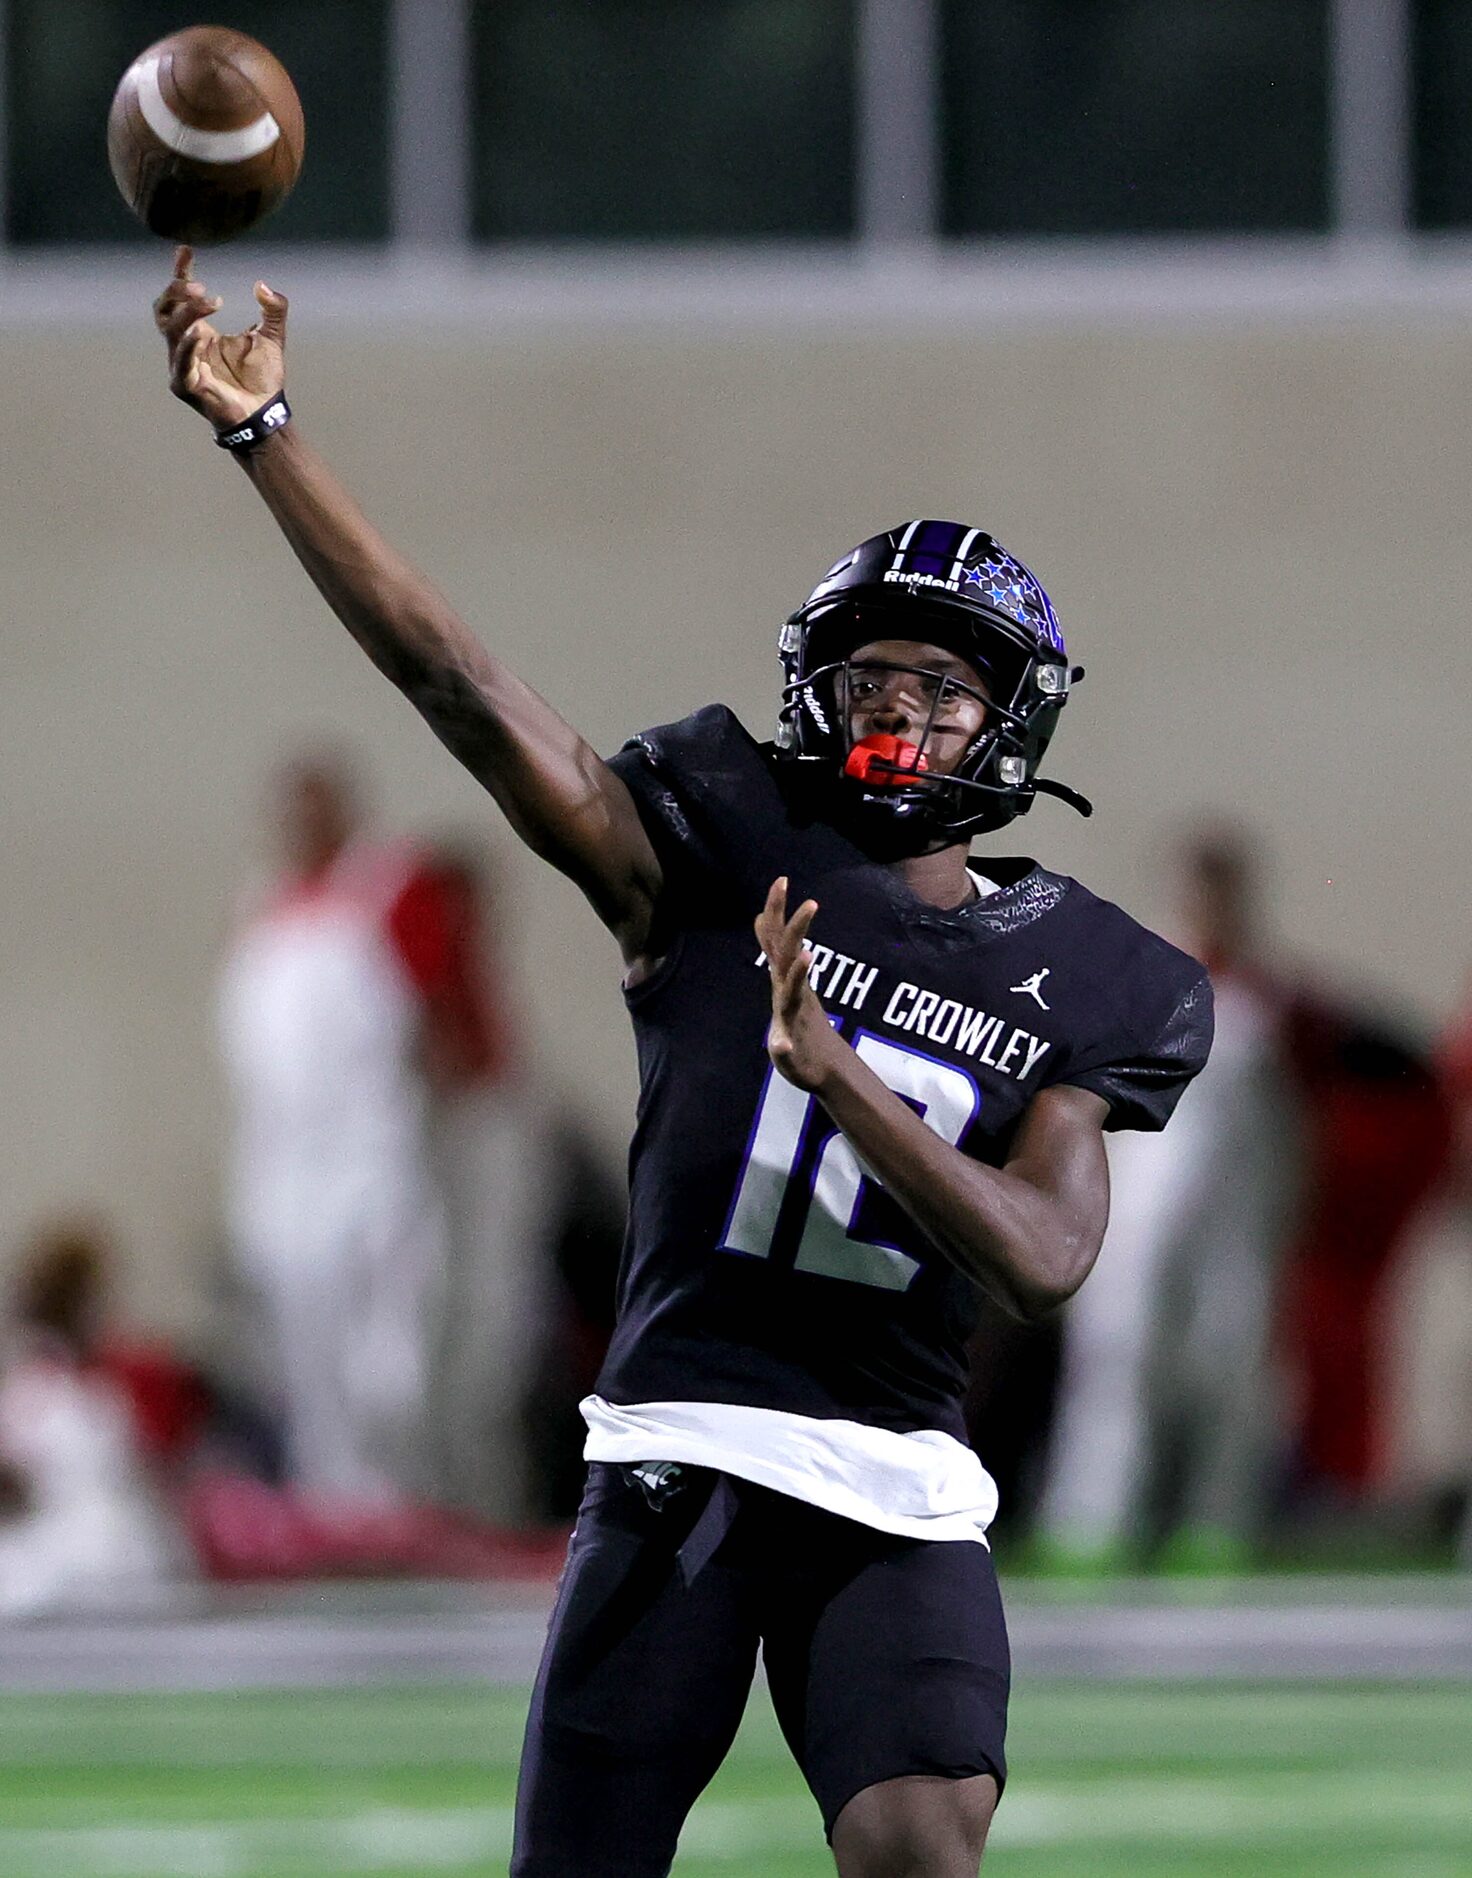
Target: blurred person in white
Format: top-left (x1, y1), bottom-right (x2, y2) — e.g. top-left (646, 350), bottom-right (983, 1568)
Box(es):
top-left (219, 755), bottom-right (516, 1504)
top-left (0, 1221), bottom-right (192, 1615)
top-left (1039, 828), bottom-right (1300, 1570)
top-left (1392, 980), bottom-right (1472, 1563)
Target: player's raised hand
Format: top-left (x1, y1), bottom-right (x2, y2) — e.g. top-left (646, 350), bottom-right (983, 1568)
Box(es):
top-left (756, 877), bottom-right (841, 1091)
top-left (153, 244), bottom-right (287, 429)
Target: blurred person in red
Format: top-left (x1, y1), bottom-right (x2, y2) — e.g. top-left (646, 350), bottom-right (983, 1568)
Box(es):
top-left (1039, 826), bottom-right (1299, 1569)
top-left (1383, 974), bottom-right (1472, 1555)
top-left (0, 1219), bottom-right (197, 1615)
top-left (1045, 824), bottom-right (1452, 1565)
top-left (1443, 996), bottom-right (1472, 1561)
top-left (1279, 988), bottom-right (1450, 1507)
top-left (515, 1116), bottom-right (625, 1523)
top-left (218, 753), bottom-right (514, 1504)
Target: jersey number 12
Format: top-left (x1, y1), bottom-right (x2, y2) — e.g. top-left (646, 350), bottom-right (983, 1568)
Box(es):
top-left (718, 1030), bottom-right (980, 1292)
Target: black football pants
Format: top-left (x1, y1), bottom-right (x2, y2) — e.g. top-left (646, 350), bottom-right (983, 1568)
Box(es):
top-left (511, 1463), bottom-right (1009, 1878)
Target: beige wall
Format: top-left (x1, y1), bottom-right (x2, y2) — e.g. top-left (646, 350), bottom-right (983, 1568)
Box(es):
top-left (3, 314), bottom-right (1470, 1329)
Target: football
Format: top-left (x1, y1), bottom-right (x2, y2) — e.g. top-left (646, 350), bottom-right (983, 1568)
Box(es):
top-left (107, 26), bottom-right (304, 244)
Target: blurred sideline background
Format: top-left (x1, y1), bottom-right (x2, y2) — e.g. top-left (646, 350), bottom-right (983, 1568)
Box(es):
top-left (2, 2), bottom-right (1472, 1873)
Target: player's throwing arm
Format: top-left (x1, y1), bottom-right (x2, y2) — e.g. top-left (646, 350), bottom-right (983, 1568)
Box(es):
top-left (152, 248), bottom-right (663, 965)
top-left (156, 251), bottom-right (1111, 1321)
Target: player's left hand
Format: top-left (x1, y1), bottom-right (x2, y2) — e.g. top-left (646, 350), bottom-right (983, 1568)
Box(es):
top-left (756, 877), bottom-right (842, 1091)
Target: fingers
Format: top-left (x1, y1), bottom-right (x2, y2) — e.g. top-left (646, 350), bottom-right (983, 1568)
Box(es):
top-left (156, 277), bottom-right (220, 343)
top-left (754, 876), bottom-right (819, 982)
top-left (252, 281), bottom-right (289, 345)
top-left (753, 876), bottom-right (787, 958)
top-left (169, 316), bottom-right (212, 398)
top-left (787, 896), bottom-right (819, 950)
top-left (153, 277), bottom-right (187, 329)
top-left (775, 947), bottom-right (815, 1012)
top-left (154, 247), bottom-right (208, 330)
top-left (161, 289), bottom-right (219, 348)
top-left (777, 906), bottom-right (818, 1017)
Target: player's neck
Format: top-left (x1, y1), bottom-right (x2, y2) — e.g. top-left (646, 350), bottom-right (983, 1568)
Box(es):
top-left (890, 843), bottom-right (976, 911)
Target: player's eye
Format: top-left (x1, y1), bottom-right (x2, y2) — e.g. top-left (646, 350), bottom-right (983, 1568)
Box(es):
top-left (937, 676), bottom-right (985, 716)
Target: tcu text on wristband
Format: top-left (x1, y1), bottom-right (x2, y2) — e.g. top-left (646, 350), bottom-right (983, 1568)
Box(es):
top-left (215, 394), bottom-right (291, 453)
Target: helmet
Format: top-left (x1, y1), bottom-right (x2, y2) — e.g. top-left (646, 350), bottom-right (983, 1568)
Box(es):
top-left (776, 519), bottom-right (1091, 849)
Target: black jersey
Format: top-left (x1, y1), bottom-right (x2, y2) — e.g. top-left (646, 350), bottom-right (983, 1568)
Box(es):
top-left (597, 705), bottom-right (1212, 1444)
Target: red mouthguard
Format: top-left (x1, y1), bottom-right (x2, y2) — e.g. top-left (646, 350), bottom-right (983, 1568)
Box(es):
top-left (843, 735), bottom-right (929, 787)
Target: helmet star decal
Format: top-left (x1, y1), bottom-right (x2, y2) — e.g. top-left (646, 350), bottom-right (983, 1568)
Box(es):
top-left (962, 547), bottom-right (1065, 652)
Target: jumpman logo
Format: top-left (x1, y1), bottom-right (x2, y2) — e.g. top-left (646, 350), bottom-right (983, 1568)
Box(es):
top-left (1010, 967), bottom-right (1051, 1011)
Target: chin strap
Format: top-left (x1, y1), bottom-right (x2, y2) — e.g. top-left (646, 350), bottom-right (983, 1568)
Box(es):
top-left (1031, 777), bottom-right (1093, 817)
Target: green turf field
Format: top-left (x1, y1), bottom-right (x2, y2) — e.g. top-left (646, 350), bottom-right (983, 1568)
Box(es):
top-left (1, 1681), bottom-right (1469, 1876)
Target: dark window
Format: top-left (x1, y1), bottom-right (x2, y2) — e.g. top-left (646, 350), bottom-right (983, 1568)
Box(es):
top-left (941, 0), bottom-right (1330, 236)
top-left (1414, 0), bottom-right (1472, 227)
top-left (6, 0), bottom-right (389, 244)
top-left (472, 0), bottom-right (855, 240)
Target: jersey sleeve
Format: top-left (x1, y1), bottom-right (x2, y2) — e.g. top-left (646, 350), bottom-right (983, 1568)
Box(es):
top-left (605, 705), bottom-right (776, 939)
top-left (606, 738), bottom-right (722, 895)
top-left (1061, 969), bottom-right (1214, 1132)
top-left (604, 725), bottom-right (734, 955)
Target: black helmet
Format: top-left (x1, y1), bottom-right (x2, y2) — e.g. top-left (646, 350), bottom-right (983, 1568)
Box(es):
top-left (776, 519), bottom-right (1090, 849)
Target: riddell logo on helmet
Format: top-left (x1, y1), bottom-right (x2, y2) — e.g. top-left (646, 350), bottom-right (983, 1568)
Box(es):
top-left (882, 570), bottom-right (961, 593)
top-left (801, 685), bottom-right (830, 732)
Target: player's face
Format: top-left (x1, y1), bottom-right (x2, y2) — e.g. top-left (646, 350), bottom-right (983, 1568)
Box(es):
top-left (845, 639), bottom-right (990, 777)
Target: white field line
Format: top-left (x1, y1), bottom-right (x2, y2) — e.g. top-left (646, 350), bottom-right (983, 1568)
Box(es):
top-left (0, 1808), bottom-right (511, 1877)
top-left (2, 1598), bottom-right (1470, 1692)
top-left (2, 1683), bottom-right (1464, 1766)
top-left (2, 1773), bottom-right (1471, 1874)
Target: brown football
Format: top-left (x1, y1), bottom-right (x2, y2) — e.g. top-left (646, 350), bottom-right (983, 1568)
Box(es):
top-left (107, 26), bottom-right (305, 244)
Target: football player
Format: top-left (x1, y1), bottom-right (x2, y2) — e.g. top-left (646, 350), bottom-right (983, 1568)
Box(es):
top-left (154, 251), bottom-right (1212, 1878)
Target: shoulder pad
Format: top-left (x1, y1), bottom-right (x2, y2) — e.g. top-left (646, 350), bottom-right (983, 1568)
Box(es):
top-left (1047, 880), bottom-right (1214, 1130)
top-left (621, 704), bottom-right (767, 794)
top-left (610, 705), bottom-right (790, 906)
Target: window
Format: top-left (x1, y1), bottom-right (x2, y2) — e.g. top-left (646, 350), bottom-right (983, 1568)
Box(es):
top-left (941, 0), bottom-right (1330, 236)
top-left (6, 0), bottom-right (390, 243)
top-left (472, 0), bottom-right (855, 240)
top-left (1414, 0), bottom-right (1472, 227)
